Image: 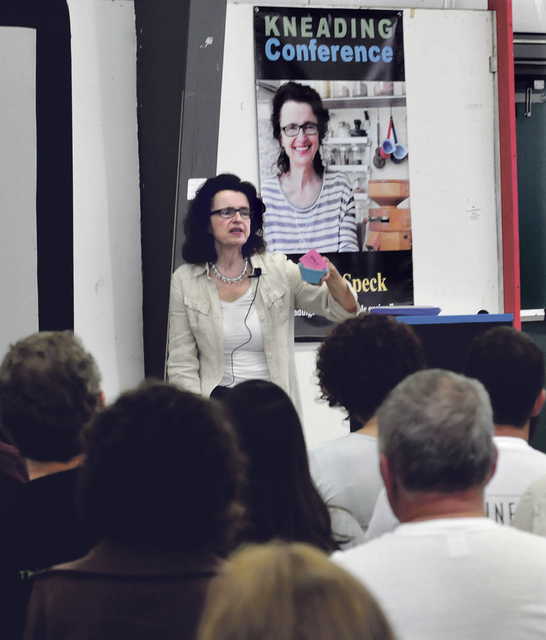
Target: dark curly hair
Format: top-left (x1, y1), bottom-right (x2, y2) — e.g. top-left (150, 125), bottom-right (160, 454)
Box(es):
top-left (79, 381), bottom-right (245, 554)
top-left (317, 315), bottom-right (425, 429)
top-left (271, 81), bottom-right (329, 177)
top-left (0, 331), bottom-right (101, 462)
top-left (219, 380), bottom-right (339, 553)
top-left (465, 327), bottom-right (545, 428)
top-left (182, 173), bottom-right (266, 264)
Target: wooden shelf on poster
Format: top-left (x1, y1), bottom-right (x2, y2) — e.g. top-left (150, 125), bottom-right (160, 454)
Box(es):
top-left (323, 137), bottom-right (369, 145)
top-left (257, 82), bottom-right (406, 109)
top-left (323, 95), bottom-right (406, 109)
top-left (327, 164), bottom-right (368, 172)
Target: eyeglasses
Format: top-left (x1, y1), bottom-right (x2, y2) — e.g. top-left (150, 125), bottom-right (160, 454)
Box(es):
top-left (281, 122), bottom-right (319, 137)
top-left (210, 207), bottom-right (252, 219)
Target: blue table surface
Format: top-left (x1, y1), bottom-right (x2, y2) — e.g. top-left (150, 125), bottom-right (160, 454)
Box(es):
top-left (396, 313), bottom-right (513, 326)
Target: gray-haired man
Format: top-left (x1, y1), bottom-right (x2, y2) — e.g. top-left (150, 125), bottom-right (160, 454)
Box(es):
top-left (335, 370), bottom-right (546, 640)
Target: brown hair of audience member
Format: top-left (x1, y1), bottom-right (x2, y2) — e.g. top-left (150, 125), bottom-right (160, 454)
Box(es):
top-left (465, 326), bottom-right (545, 428)
top-left (198, 541), bottom-right (395, 640)
top-left (0, 331), bottom-right (101, 462)
top-left (317, 315), bottom-right (425, 430)
top-left (79, 381), bottom-right (245, 555)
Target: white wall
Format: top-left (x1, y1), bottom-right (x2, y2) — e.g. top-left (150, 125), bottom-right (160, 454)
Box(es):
top-left (295, 343), bottom-right (349, 447)
top-left (68, 0), bottom-right (144, 401)
top-left (513, 0), bottom-right (546, 33)
top-left (405, 9), bottom-right (500, 313)
top-left (0, 28), bottom-right (38, 354)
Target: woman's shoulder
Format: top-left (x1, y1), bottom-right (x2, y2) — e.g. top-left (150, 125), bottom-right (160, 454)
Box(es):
top-left (171, 263), bottom-right (208, 295)
top-left (254, 251), bottom-right (291, 268)
top-left (172, 262), bottom-right (206, 279)
top-left (260, 175), bottom-right (281, 197)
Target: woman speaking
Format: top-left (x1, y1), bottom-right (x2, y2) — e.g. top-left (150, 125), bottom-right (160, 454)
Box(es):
top-left (262, 81), bottom-right (359, 254)
top-left (167, 174), bottom-right (357, 407)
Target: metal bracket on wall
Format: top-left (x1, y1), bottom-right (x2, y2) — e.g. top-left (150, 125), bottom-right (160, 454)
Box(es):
top-left (489, 55), bottom-right (497, 73)
top-left (516, 87), bottom-right (546, 118)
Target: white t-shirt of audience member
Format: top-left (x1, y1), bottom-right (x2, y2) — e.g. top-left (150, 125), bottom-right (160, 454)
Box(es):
top-left (485, 436), bottom-right (546, 524)
top-left (365, 434), bottom-right (546, 541)
top-left (513, 473), bottom-right (546, 536)
top-left (334, 518), bottom-right (546, 640)
top-left (309, 433), bottom-right (382, 533)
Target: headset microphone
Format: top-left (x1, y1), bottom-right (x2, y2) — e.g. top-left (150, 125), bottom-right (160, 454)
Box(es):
top-left (249, 268), bottom-right (262, 279)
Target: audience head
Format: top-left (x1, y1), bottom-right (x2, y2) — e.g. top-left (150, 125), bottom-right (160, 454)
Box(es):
top-left (220, 380), bottom-right (338, 552)
top-left (198, 541), bottom-right (394, 640)
top-left (378, 369), bottom-right (496, 499)
top-left (317, 315), bottom-right (425, 429)
top-left (182, 173), bottom-right (266, 264)
top-left (0, 331), bottom-right (101, 462)
top-left (79, 381), bottom-right (244, 553)
top-left (465, 326), bottom-right (545, 428)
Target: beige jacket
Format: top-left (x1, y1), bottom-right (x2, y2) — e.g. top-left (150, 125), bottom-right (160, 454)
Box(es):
top-left (167, 252), bottom-right (357, 405)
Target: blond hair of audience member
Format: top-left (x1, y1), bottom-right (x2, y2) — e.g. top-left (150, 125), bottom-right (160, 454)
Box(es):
top-left (197, 541), bottom-right (395, 640)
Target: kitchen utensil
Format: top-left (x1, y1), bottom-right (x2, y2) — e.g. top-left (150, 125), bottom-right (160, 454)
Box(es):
top-left (350, 119), bottom-right (366, 137)
top-left (381, 116), bottom-right (396, 157)
top-left (373, 118), bottom-right (386, 169)
top-left (393, 143), bottom-right (408, 162)
top-left (389, 117), bottom-right (408, 164)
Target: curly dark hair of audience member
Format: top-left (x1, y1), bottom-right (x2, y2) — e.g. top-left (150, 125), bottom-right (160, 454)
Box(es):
top-left (0, 331), bottom-right (101, 462)
top-left (197, 541), bottom-right (396, 640)
top-left (271, 81), bottom-right (330, 177)
top-left (182, 173), bottom-right (266, 264)
top-left (79, 381), bottom-right (245, 555)
top-left (219, 380), bottom-right (339, 553)
top-left (317, 315), bottom-right (426, 429)
top-left (465, 326), bottom-right (545, 428)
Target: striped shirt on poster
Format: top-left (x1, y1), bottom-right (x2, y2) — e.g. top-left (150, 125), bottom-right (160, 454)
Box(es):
top-left (261, 172), bottom-right (359, 254)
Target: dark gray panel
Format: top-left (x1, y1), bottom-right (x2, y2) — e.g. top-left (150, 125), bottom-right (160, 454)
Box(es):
top-left (135, 0), bottom-right (191, 379)
top-left (173, 0), bottom-right (227, 270)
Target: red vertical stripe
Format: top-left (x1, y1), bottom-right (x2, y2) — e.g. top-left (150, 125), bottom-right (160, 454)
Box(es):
top-left (488, 0), bottom-right (521, 329)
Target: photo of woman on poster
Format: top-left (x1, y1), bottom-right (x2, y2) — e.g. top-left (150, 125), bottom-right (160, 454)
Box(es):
top-left (261, 81), bottom-right (359, 254)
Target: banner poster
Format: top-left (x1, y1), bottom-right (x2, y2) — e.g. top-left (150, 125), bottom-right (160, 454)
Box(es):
top-left (254, 6), bottom-right (414, 338)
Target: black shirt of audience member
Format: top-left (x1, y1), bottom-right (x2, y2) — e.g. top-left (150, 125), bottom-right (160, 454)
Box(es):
top-left (8, 467), bottom-right (94, 571)
top-left (0, 439), bottom-right (28, 638)
top-left (0, 331), bottom-right (103, 639)
top-left (3, 468), bottom-right (96, 639)
top-left (24, 383), bottom-right (245, 640)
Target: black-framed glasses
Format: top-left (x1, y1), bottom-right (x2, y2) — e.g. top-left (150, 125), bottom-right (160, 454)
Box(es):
top-left (210, 206), bottom-right (252, 219)
top-left (281, 122), bottom-right (319, 137)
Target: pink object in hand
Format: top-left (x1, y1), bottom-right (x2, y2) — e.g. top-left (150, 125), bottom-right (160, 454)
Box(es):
top-left (299, 250), bottom-right (328, 270)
